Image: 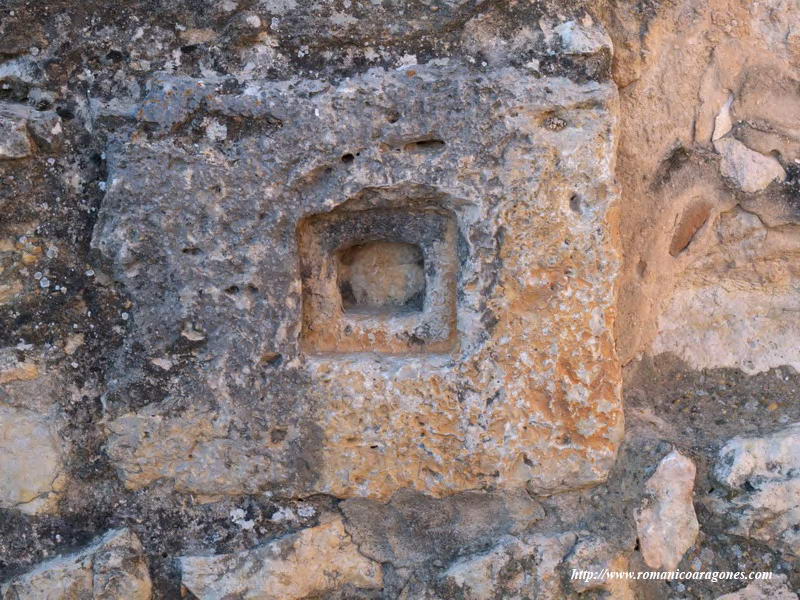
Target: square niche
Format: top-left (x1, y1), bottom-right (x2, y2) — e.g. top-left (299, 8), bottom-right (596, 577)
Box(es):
top-left (298, 208), bottom-right (458, 354)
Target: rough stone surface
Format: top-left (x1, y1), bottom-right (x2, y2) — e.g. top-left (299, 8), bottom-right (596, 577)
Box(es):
top-left (0, 348), bottom-right (39, 385)
top-left (394, 530), bottom-right (635, 600)
top-left (709, 424), bottom-right (800, 556)
top-left (715, 137), bottom-right (787, 193)
top-left (716, 576), bottom-right (799, 600)
top-left (92, 36), bottom-right (622, 502)
top-left (0, 108), bottom-right (32, 160)
top-left (612, 0), bottom-right (800, 369)
top-left (341, 488), bottom-right (545, 568)
top-left (432, 532), bottom-right (576, 600)
top-left (1, 0), bottom-right (800, 598)
top-left (566, 537), bottom-right (635, 599)
top-left (338, 241), bottom-right (426, 311)
top-left (634, 450), bottom-right (699, 571)
top-left (0, 404), bottom-right (65, 515)
top-left (652, 207), bottom-right (800, 374)
top-left (1, 528), bottom-right (151, 600)
top-left (0, 102), bottom-right (62, 160)
top-left (392, 531), bottom-right (575, 600)
top-left (179, 517), bottom-right (382, 599)
top-left (0, 350), bottom-right (72, 517)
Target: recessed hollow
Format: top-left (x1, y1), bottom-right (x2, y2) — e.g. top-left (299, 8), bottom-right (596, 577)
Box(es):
top-left (403, 139), bottom-right (446, 153)
top-left (336, 241), bottom-right (425, 314)
top-left (669, 202), bottom-right (710, 256)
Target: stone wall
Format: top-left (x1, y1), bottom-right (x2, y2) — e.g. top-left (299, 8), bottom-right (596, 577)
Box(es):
top-left (0, 0), bottom-right (798, 598)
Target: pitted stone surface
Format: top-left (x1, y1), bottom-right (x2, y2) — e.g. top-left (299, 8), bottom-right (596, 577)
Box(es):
top-left (709, 423), bottom-right (800, 556)
top-left (0, 528), bottom-right (152, 600)
top-left (2, 0), bottom-right (800, 597)
top-left (93, 51), bottom-right (622, 501)
top-left (179, 517), bottom-right (382, 600)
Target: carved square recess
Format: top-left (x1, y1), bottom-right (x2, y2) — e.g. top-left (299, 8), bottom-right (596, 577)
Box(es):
top-left (298, 208), bottom-right (458, 354)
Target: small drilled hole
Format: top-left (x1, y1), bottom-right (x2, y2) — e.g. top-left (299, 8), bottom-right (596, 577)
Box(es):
top-left (341, 153), bottom-right (355, 163)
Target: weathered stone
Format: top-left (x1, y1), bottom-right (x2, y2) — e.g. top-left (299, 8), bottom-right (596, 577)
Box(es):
top-left (104, 408), bottom-right (261, 499)
top-left (403, 529), bottom-right (620, 600)
top-left (634, 450), bottom-right (699, 570)
top-left (340, 488), bottom-right (544, 568)
top-left (712, 95), bottom-right (734, 141)
top-left (554, 17), bottom-right (612, 56)
top-left (4, 0), bottom-right (800, 596)
top-left (0, 102), bottom-right (62, 159)
top-left (338, 240), bottom-right (426, 311)
top-left (0, 403), bottom-right (66, 514)
top-left (715, 137), bottom-right (786, 193)
top-left (732, 66), bottom-right (800, 145)
top-left (420, 532), bottom-right (577, 600)
top-left (0, 104), bottom-right (33, 159)
top-left (653, 287), bottom-right (800, 374)
top-left (565, 536), bottom-right (635, 598)
top-left (93, 39), bottom-right (623, 501)
top-left (612, 1), bottom-right (800, 367)
top-left (179, 517), bottom-right (382, 599)
top-left (0, 528), bottom-right (152, 600)
top-left (709, 423), bottom-right (800, 556)
top-left (716, 575), bottom-right (799, 600)
top-left (652, 207), bottom-right (800, 374)
top-left (0, 348), bottom-right (39, 384)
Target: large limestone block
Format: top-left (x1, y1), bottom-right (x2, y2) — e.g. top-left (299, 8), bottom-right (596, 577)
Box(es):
top-left (709, 424), bottom-right (800, 556)
top-left (179, 517), bottom-right (382, 599)
top-left (93, 35), bottom-right (622, 500)
top-left (634, 450), bottom-right (699, 571)
top-left (0, 528), bottom-right (152, 600)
